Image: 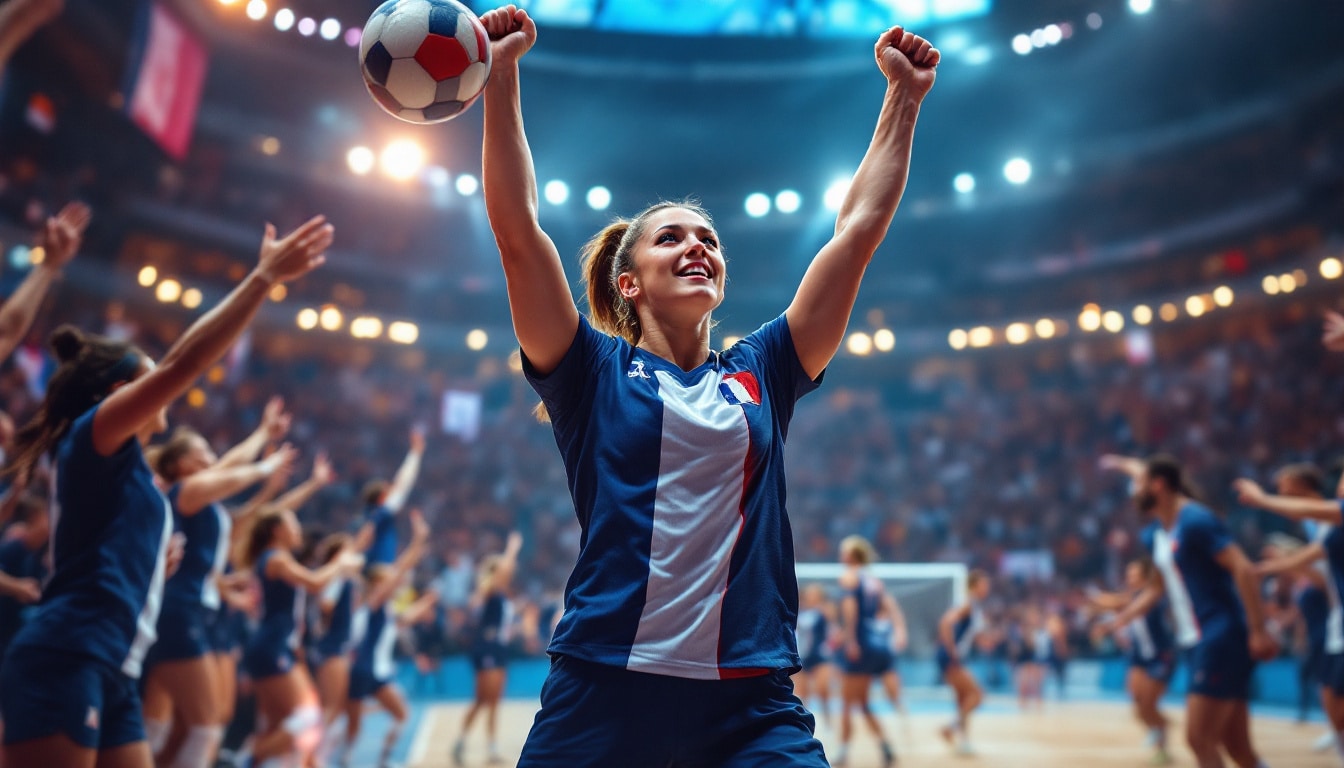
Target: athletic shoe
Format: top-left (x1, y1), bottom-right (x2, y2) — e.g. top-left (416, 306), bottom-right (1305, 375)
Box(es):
top-left (1314, 731), bottom-right (1337, 752)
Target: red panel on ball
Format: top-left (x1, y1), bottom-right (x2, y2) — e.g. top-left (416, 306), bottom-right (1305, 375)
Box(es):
top-left (415, 34), bottom-right (471, 81)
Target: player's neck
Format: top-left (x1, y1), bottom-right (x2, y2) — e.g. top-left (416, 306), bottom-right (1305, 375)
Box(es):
top-left (636, 321), bottom-right (713, 372)
top-left (1154, 495), bottom-right (1184, 527)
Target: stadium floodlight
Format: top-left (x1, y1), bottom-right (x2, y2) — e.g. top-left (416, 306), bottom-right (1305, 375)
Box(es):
top-left (297, 16), bottom-right (316, 36)
top-left (1011, 34), bottom-right (1032, 55)
top-left (953, 173), bottom-right (976, 194)
top-left (544, 180), bottom-right (570, 205)
top-left (775, 190), bottom-right (801, 214)
top-left (824, 177), bottom-right (851, 211)
top-left (586, 186), bottom-right (612, 211)
top-left (245, 0), bottom-right (267, 21)
top-left (1004, 158), bottom-right (1032, 185)
top-left (1129, 0), bottom-right (1153, 14)
top-left (320, 18), bottom-right (341, 40)
top-left (456, 174), bottom-right (479, 196)
top-left (274, 8), bottom-right (294, 30)
top-left (744, 193), bottom-right (771, 218)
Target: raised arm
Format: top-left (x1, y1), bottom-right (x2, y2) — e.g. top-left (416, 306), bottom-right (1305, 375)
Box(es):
top-left (489, 530), bottom-right (523, 593)
top-left (397, 589), bottom-right (440, 627)
top-left (382, 431), bottom-right (424, 513)
top-left (273, 452), bottom-right (334, 514)
top-left (1099, 454), bottom-right (1147, 482)
top-left (479, 5), bottom-right (579, 374)
top-left (366, 510), bottom-right (432, 608)
top-left (1215, 543), bottom-right (1277, 660)
top-left (1234, 479), bottom-right (1343, 524)
top-left (784, 28), bottom-right (938, 379)
top-left (0, 202), bottom-right (90, 362)
top-left (231, 462), bottom-right (292, 532)
top-left (92, 217), bottom-right (332, 456)
top-left (266, 545), bottom-right (363, 594)
top-left (1256, 543), bottom-right (1325, 577)
top-left (1084, 586), bottom-right (1137, 612)
top-left (216, 396), bottom-right (291, 470)
top-left (177, 444), bottom-right (297, 515)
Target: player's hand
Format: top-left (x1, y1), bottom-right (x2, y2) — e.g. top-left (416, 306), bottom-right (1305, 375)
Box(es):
top-left (409, 426), bottom-right (426, 454)
top-left (1325, 311), bottom-right (1344, 352)
top-left (261, 396), bottom-right (291, 441)
top-left (482, 5), bottom-right (536, 65)
top-left (1089, 620), bottom-right (1115, 645)
top-left (1099, 454), bottom-right (1143, 476)
top-left (263, 443), bottom-right (298, 479)
top-left (1249, 628), bottom-right (1278, 661)
top-left (311, 452), bottom-right (335, 486)
top-left (410, 508), bottom-right (431, 544)
top-left (255, 215), bottom-right (332, 285)
top-left (875, 26), bottom-right (938, 98)
top-left (39, 201), bottom-right (91, 271)
top-left (1232, 478), bottom-right (1268, 509)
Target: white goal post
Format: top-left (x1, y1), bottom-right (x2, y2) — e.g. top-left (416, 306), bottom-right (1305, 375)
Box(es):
top-left (794, 562), bottom-right (969, 657)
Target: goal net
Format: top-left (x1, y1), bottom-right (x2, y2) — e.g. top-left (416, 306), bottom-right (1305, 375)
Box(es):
top-left (794, 562), bottom-right (968, 658)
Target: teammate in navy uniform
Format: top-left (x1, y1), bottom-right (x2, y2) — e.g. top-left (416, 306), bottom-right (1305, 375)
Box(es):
top-left (835, 536), bottom-right (898, 767)
top-left (140, 419), bottom-right (297, 768)
top-left (0, 214), bottom-right (332, 768)
top-left (1010, 605), bottom-right (1050, 711)
top-left (341, 512), bottom-right (435, 768)
top-left (360, 429), bottom-right (425, 567)
top-left (453, 531), bottom-right (522, 767)
top-left (310, 528), bottom-right (366, 763)
top-left (0, 494), bottom-right (48, 665)
top-left (240, 504), bottom-right (363, 768)
top-left (1091, 559), bottom-right (1177, 763)
top-left (937, 569), bottom-right (990, 755)
top-left (792, 584), bottom-right (836, 731)
top-left (1102, 455), bottom-right (1275, 768)
top-left (478, 4), bottom-right (937, 763)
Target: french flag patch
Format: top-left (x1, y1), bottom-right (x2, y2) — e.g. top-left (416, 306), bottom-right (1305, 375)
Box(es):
top-left (720, 371), bottom-right (761, 406)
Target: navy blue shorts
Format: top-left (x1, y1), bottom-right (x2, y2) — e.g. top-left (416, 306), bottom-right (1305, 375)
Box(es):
top-left (840, 647), bottom-right (893, 676)
top-left (0, 645), bottom-right (145, 749)
top-left (1322, 653), bottom-right (1344, 696)
top-left (517, 655), bottom-right (827, 768)
top-left (1186, 629), bottom-right (1253, 701)
top-left (242, 642), bottom-right (297, 682)
top-left (349, 667), bottom-right (392, 700)
top-left (145, 603), bottom-right (213, 668)
top-left (936, 648), bottom-right (962, 679)
top-left (471, 642), bottom-right (509, 672)
top-left (1130, 652), bottom-right (1177, 685)
top-left (209, 608), bottom-right (241, 655)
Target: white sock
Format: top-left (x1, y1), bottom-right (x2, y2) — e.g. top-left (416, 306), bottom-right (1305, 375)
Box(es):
top-left (168, 724), bottom-right (224, 768)
top-left (145, 718), bottom-right (171, 755)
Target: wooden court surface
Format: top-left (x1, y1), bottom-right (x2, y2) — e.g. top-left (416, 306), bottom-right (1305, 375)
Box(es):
top-left (405, 696), bottom-right (1339, 767)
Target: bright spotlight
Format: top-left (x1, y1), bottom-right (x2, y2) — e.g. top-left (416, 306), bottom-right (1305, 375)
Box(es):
top-left (1102, 310), bottom-right (1124, 333)
top-left (1011, 34), bottom-right (1032, 55)
top-left (319, 18), bottom-right (341, 40)
top-left (137, 265), bottom-right (158, 287)
top-left (968, 326), bottom-right (994, 348)
top-left (345, 27), bottom-right (362, 47)
top-left (350, 317), bottom-right (383, 339)
top-left (745, 193), bottom-right (771, 218)
top-left (319, 306), bottom-right (343, 331)
top-left (297, 16), bottom-right (316, 36)
top-left (953, 173), bottom-right (976, 194)
top-left (1078, 306), bottom-right (1101, 332)
top-left (1278, 273), bottom-right (1296, 294)
top-left (1132, 304), bottom-right (1153, 325)
top-left (1005, 322), bottom-right (1030, 345)
top-left (380, 139), bottom-right (426, 181)
top-left (1185, 295), bottom-right (1206, 318)
top-left (245, 0), bottom-right (267, 20)
top-left (1043, 24), bottom-right (1063, 45)
top-left (1004, 158), bottom-right (1032, 185)
top-left (543, 180), bottom-right (569, 205)
top-left (156, 279), bottom-right (182, 303)
top-left (1029, 29), bottom-right (1047, 48)
top-left (388, 321), bottom-right (419, 344)
top-left (297, 308), bottom-right (318, 330)
top-left (1321, 257), bottom-right (1343, 280)
top-left (846, 332), bottom-right (873, 356)
top-left (949, 329), bottom-right (968, 350)
top-left (1128, 0), bottom-right (1153, 14)
top-left (824, 177), bottom-right (851, 211)
top-left (873, 328), bottom-right (895, 352)
top-left (1159, 303), bottom-right (1179, 322)
top-left (1262, 275), bottom-right (1280, 295)
top-left (1212, 285), bottom-right (1234, 308)
top-left (181, 288), bottom-right (203, 309)
top-left (466, 329), bottom-right (488, 351)
top-left (586, 186), bottom-right (612, 211)
top-left (775, 190), bottom-right (801, 214)
top-left (274, 8), bottom-right (294, 30)
top-left (455, 174), bottom-right (479, 196)
top-left (346, 146), bottom-right (375, 175)
top-left (1035, 318), bottom-right (1056, 339)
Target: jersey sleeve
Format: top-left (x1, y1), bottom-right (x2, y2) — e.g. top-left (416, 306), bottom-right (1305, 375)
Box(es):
top-left (522, 316), bottom-right (620, 423)
top-left (732, 314), bottom-right (823, 427)
top-left (1186, 506), bottom-right (1234, 558)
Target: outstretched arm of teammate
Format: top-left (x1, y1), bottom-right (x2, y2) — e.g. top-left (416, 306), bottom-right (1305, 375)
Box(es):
top-left (365, 510), bottom-right (432, 608)
top-left (92, 217), bottom-right (332, 456)
top-left (785, 27), bottom-right (938, 379)
top-left (489, 531), bottom-right (524, 593)
top-left (273, 452), bottom-right (335, 514)
top-left (216, 396), bottom-right (291, 470)
top-left (1256, 542), bottom-right (1325, 577)
top-left (1095, 569), bottom-right (1164, 637)
top-left (1099, 454), bottom-right (1146, 482)
top-left (0, 202), bottom-right (90, 362)
top-left (231, 463), bottom-right (292, 533)
top-left (177, 444), bottom-right (297, 515)
top-left (479, 5), bottom-right (578, 374)
top-left (382, 430), bottom-right (425, 513)
top-left (1214, 543), bottom-right (1277, 660)
top-left (267, 545), bottom-right (363, 594)
top-left (1083, 586), bottom-right (1136, 613)
top-left (1234, 478), bottom-right (1344, 524)
top-left (397, 589), bottom-right (440, 628)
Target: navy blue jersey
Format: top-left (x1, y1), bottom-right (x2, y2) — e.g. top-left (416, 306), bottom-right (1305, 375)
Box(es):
top-left (1125, 598), bottom-right (1176, 663)
top-left (0, 538), bottom-right (45, 658)
top-left (795, 608), bottom-right (828, 662)
top-left (846, 573), bottom-right (885, 652)
top-left (352, 603), bottom-right (397, 681)
top-left (12, 406), bottom-right (172, 679)
top-left (315, 577), bottom-right (355, 653)
top-left (364, 505), bottom-right (397, 566)
top-left (1299, 584), bottom-right (1330, 648)
top-left (474, 592), bottom-right (513, 646)
top-left (524, 314), bottom-right (821, 679)
top-left (1321, 522), bottom-right (1344, 643)
top-left (253, 550), bottom-right (303, 655)
top-left (162, 487), bottom-right (231, 612)
top-left (949, 603), bottom-right (984, 657)
top-left (1143, 502), bottom-right (1245, 648)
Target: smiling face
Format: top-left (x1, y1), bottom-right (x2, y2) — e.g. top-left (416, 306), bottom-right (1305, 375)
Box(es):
top-left (617, 207), bottom-right (726, 330)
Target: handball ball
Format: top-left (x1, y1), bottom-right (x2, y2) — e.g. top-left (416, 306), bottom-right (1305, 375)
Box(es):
top-left (359, 0), bottom-right (491, 124)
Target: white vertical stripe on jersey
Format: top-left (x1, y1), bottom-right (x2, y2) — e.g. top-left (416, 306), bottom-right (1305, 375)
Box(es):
top-left (1128, 616), bottom-right (1156, 660)
top-left (1313, 524), bottom-right (1344, 653)
top-left (627, 370), bottom-right (750, 679)
top-left (201, 505), bottom-right (231, 610)
top-left (1152, 528), bottom-right (1200, 648)
top-left (373, 606), bottom-right (399, 680)
top-left (124, 497), bottom-right (174, 677)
